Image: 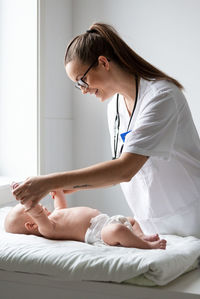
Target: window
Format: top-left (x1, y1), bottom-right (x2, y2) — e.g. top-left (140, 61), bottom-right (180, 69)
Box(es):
top-left (0, 0), bottom-right (38, 186)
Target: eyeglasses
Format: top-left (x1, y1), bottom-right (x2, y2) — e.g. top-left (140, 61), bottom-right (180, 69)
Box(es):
top-left (75, 60), bottom-right (97, 90)
top-left (75, 58), bottom-right (111, 90)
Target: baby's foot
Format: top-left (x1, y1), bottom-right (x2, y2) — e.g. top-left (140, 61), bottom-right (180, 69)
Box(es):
top-left (143, 234), bottom-right (160, 242)
top-left (149, 239), bottom-right (167, 250)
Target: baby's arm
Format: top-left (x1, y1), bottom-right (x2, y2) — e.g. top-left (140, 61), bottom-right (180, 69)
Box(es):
top-left (50, 190), bottom-right (67, 209)
top-left (25, 203), bottom-right (56, 237)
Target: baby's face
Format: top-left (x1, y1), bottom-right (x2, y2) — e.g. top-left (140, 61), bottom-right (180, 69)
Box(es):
top-left (5, 204), bottom-right (51, 234)
top-left (4, 204), bottom-right (31, 234)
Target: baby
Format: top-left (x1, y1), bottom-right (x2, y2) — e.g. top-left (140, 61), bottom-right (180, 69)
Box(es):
top-left (4, 188), bottom-right (167, 249)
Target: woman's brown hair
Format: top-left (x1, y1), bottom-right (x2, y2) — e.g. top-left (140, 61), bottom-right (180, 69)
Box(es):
top-left (64, 23), bottom-right (183, 89)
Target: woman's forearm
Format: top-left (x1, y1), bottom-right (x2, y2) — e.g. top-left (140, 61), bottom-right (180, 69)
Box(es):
top-left (46, 153), bottom-right (148, 191)
top-left (12, 152), bottom-right (147, 205)
top-left (47, 159), bottom-right (124, 191)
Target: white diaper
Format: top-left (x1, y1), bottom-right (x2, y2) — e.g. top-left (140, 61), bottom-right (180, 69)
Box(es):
top-left (85, 214), bottom-right (134, 246)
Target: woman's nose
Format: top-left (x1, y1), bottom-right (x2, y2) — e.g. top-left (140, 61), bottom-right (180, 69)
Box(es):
top-left (80, 86), bottom-right (89, 94)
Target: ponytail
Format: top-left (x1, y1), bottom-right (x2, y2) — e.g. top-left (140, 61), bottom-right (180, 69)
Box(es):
top-left (64, 23), bottom-right (183, 89)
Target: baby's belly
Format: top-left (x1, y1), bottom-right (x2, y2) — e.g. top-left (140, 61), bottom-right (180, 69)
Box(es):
top-left (52, 207), bottom-right (100, 241)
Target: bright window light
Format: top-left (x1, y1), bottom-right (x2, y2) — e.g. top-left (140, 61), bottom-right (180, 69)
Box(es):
top-left (0, 0), bottom-right (38, 183)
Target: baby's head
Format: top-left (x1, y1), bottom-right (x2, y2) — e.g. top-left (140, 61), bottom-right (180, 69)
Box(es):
top-left (4, 204), bottom-right (41, 236)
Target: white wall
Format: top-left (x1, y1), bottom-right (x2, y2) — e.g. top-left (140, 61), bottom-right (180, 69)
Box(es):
top-left (38, 0), bottom-right (73, 175)
top-left (0, 0), bottom-right (74, 208)
top-left (71, 0), bottom-right (200, 215)
top-left (37, 0), bottom-right (73, 208)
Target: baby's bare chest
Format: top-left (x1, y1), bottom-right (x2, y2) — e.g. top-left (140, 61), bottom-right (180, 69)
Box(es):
top-left (49, 207), bottom-right (100, 240)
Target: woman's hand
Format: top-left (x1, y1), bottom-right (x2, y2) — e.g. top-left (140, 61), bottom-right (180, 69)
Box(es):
top-left (12, 176), bottom-right (50, 208)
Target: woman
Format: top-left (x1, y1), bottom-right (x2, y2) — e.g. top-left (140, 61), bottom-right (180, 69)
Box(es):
top-left (13, 23), bottom-right (200, 237)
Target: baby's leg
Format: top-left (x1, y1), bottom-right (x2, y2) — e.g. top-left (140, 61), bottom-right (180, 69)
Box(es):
top-left (127, 217), bottom-right (159, 242)
top-left (101, 223), bottom-right (166, 249)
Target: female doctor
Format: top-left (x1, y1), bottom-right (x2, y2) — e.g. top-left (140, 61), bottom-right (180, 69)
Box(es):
top-left (13, 23), bottom-right (200, 237)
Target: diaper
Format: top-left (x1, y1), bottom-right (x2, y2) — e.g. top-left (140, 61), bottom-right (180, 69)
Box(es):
top-left (85, 213), bottom-right (134, 246)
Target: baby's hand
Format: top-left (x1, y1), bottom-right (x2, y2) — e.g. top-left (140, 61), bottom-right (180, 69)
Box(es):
top-left (50, 190), bottom-right (65, 199)
top-left (49, 190), bottom-right (76, 199)
top-left (50, 190), bottom-right (67, 209)
top-left (63, 189), bottom-right (77, 195)
top-left (50, 191), bottom-right (56, 199)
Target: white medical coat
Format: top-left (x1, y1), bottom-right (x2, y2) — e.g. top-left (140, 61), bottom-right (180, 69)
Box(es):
top-left (107, 78), bottom-right (200, 237)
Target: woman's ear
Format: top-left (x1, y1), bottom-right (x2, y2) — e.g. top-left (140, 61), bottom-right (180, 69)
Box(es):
top-left (98, 56), bottom-right (110, 70)
top-left (25, 222), bottom-right (38, 232)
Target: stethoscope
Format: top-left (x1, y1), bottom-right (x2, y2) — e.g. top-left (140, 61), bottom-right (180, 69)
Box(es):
top-left (112, 76), bottom-right (139, 160)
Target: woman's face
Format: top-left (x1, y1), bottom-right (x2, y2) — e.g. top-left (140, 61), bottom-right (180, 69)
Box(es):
top-left (65, 56), bottom-right (116, 102)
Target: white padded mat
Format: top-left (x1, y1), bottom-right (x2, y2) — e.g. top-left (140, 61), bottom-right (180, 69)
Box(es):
top-left (0, 206), bottom-right (200, 286)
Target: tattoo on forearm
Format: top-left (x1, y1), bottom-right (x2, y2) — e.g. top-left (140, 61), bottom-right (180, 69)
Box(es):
top-left (73, 184), bottom-right (92, 189)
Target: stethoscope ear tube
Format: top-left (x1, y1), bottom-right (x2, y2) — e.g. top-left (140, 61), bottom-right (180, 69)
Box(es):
top-left (113, 94), bottom-right (120, 160)
top-left (112, 76), bottom-right (138, 160)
